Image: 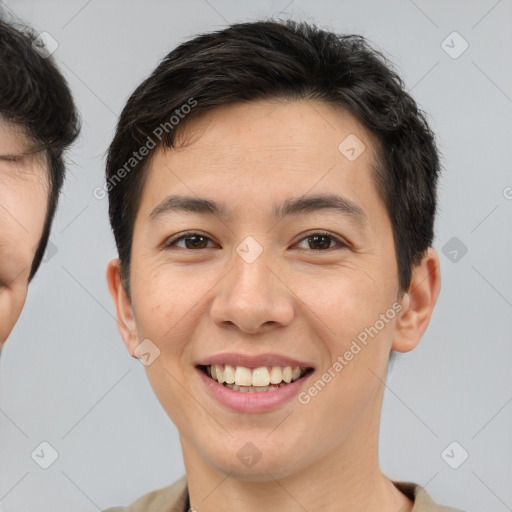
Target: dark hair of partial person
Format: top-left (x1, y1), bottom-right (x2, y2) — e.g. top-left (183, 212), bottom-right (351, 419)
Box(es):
top-left (106, 18), bottom-right (441, 296)
top-left (0, 16), bottom-right (80, 280)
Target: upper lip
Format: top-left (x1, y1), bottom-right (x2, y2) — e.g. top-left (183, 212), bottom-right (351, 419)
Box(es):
top-left (196, 352), bottom-right (314, 369)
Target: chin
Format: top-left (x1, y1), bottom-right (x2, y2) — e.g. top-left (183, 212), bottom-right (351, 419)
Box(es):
top-left (202, 443), bottom-right (306, 482)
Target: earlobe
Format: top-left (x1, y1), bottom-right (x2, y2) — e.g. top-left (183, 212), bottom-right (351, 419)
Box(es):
top-left (106, 258), bottom-right (139, 357)
top-left (392, 248), bottom-right (441, 353)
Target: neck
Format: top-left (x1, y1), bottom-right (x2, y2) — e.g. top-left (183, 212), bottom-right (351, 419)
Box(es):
top-left (181, 388), bottom-right (413, 512)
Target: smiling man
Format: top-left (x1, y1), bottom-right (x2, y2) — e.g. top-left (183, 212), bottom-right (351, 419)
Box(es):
top-left (105, 20), bottom-right (460, 512)
top-left (0, 17), bottom-right (78, 371)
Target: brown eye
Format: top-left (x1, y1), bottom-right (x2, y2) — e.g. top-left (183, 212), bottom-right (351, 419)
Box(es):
top-left (165, 232), bottom-right (214, 250)
top-left (307, 234), bottom-right (333, 250)
top-left (181, 235), bottom-right (209, 249)
top-left (295, 232), bottom-right (347, 252)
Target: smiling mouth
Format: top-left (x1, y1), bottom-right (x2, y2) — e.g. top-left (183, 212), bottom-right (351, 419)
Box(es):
top-left (198, 364), bottom-right (314, 392)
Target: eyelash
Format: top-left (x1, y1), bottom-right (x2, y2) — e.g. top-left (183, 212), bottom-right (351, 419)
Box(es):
top-left (164, 231), bottom-right (348, 252)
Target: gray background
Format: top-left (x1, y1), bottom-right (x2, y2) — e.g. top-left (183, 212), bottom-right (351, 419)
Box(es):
top-left (0, 0), bottom-right (511, 510)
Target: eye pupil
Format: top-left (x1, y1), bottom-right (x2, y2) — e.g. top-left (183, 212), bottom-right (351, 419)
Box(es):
top-left (185, 235), bottom-right (208, 249)
top-left (308, 235), bottom-right (331, 250)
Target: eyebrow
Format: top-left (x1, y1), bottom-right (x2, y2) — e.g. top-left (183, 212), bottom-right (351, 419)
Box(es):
top-left (150, 193), bottom-right (368, 225)
top-left (275, 194), bottom-right (368, 224)
top-left (0, 153), bottom-right (34, 165)
top-left (0, 145), bottom-right (45, 162)
top-left (0, 154), bottom-right (22, 162)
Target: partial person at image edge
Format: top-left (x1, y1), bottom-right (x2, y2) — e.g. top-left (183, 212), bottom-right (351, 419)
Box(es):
top-left (0, 13), bottom-right (79, 508)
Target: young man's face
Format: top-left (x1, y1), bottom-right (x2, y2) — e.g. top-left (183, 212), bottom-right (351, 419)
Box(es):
top-left (0, 120), bottom-right (48, 345)
top-left (108, 100), bottom-right (439, 479)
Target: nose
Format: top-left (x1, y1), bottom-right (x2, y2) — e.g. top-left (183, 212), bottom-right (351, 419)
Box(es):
top-left (209, 250), bottom-right (294, 334)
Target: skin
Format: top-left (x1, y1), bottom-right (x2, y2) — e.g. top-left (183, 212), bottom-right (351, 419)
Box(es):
top-left (107, 99), bottom-right (441, 512)
top-left (0, 119), bottom-right (48, 347)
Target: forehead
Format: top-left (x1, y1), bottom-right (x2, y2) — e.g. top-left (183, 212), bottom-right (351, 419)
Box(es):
top-left (0, 118), bottom-right (32, 154)
top-left (171, 99), bottom-right (374, 164)
top-left (0, 119), bottom-right (48, 185)
top-left (140, 100), bottom-right (384, 221)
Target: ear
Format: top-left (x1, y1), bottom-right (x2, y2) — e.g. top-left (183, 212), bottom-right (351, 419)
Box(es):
top-left (392, 248), bottom-right (441, 353)
top-left (106, 258), bottom-right (139, 357)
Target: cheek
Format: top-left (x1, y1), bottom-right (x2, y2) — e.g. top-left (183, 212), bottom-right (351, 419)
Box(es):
top-left (292, 264), bottom-right (397, 343)
top-left (130, 263), bottom-right (209, 352)
top-left (0, 184), bottom-right (48, 257)
top-left (291, 278), bottom-right (396, 455)
top-left (0, 286), bottom-right (28, 343)
top-left (292, 266), bottom-right (398, 425)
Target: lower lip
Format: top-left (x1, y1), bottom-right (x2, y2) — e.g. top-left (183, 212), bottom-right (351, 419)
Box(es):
top-left (196, 367), bottom-right (313, 413)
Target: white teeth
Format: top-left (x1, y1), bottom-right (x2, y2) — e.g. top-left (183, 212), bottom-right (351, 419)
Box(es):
top-left (269, 366), bottom-right (283, 384)
top-left (234, 366), bottom-right (252, 386)
top-left (224, 364), bottom-right (235, 384)
top-left (252, 367), bottom-right (270, 387)
top-left (215, 364), bottom-right (225, 384)
top-left (205, 364), bottom-right (309, 390)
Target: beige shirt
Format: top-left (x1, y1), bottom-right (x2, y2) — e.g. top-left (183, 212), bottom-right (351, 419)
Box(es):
top-left (104, 475), bottom-right (463, 512)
